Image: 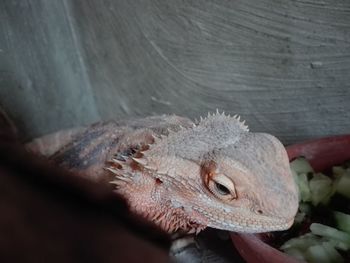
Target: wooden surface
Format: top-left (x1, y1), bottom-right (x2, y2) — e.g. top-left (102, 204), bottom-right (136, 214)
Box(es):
top-left (1, 0), bottom-right (350, 143)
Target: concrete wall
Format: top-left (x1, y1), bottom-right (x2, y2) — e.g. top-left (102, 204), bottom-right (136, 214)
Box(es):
top-left (1, 0), bottom-right (349, 143)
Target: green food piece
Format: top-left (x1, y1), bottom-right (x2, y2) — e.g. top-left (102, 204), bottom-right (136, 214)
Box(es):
top-left (290, 158), bottom-right (314, 202)
top-left (310, 223), bottom-right (350, 246)
top-left (309, 173), bottom-right (333, 206)
top-left (283, 248), bottom-right (306, 261)
top-left (326, 239), bottom-right (350, 251)
top-left (334, 211), bottom-right (350, 234)
top-left (297, 173), bottom-right (312, 202)
top-left (305, 244), bottom-right (332, 263)
top-left (332, 166), bottom-right (347, 178)
top-left (304, 242), bottom-right (344, 263)
top-left (280, 233), bottom-right (321, 251)
top-left (290, 157), bottom-right (314, 175)
top-left (321, 242), bottom-right (344, 263)
top-left (281, 158), bottom-right (350, 262)
top-left (336, 171), bottom-right (350, 199)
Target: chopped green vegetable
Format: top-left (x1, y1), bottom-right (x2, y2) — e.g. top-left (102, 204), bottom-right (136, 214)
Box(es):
top-left (310, 223), bottom-right (350, 246)
top-left (280, 158), bottom-right (350, 262)
top-left (335, 171), bottom-right (350, 199)
top-left (296, 173), bottom-right (312, 202)
top-left (332, 166), bottom-right (347, 178)
top-left (305, 244), bottom-right (333, 263)
top-left (321, 242), bottom-right (344, 263)
top-left (280, 233), bottom-right (321, 251)
top-left (326, 239), bottom-right (350, 251)
top-left (290, 157), bottom-right (314, 174)
top-left (309, 173), bottom-right (333, 206)
top-left (334, 211), bottom-right (350, 234)
top-left (283, 247), bottom-right (306, 261)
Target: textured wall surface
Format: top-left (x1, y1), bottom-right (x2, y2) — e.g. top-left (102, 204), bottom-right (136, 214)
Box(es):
top-left (0, 0), bottom-right (349, 143)
top-left (0, 1), bottom-right (99, 139)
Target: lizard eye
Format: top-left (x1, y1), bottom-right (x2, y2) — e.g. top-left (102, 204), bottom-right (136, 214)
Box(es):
top-left (207, 173), bottom-right (237, 201)
top-left (214, 182), bottom-right (230, 195)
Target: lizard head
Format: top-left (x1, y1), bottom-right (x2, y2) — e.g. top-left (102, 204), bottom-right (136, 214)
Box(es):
top-left (108, 112), bottom-right (298, 234)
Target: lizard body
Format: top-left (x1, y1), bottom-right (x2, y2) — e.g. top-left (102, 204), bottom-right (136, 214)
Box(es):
top-left (27, 113), bottom-right (298, 234)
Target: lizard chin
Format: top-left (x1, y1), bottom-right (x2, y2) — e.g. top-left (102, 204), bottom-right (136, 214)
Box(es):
top-left (124, 197), bottom-right (208, 234)
top-left (147, 208), bottom-right (207, 234)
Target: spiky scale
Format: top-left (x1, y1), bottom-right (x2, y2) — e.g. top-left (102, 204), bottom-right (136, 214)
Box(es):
top-left (105, 167), bottom-right (119, 174)
top-left (131, 157), bottom-right (148, 166)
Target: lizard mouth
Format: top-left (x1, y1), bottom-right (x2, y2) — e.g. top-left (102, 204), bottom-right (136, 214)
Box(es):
top-left (206, 215), bottom-right (295, 233)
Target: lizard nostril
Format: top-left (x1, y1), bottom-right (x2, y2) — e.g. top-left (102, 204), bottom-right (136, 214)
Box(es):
top-left (257, 209), bottom-right (263, 214)
top-left (155, 178), bottom-right (163, 185)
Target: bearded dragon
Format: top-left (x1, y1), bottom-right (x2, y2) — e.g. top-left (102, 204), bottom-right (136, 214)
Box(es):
top-left (27, 112), bottom-right (298, 234)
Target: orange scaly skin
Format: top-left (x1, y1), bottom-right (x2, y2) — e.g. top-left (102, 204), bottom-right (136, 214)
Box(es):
top-left (26, 113), bottom-right (298, 234)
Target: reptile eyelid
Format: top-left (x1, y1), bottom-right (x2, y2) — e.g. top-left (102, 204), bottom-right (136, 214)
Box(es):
top-left (213, 174), bottom-right (235, 191)
top-left (207, 173), bottom-right (237, 200)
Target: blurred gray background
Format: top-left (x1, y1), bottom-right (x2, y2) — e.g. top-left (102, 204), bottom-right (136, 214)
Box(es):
top-left (0, 0), bottom-right (349, 143)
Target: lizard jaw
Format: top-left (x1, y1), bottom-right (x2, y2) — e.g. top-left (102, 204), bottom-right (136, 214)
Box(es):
top-left (192, 205), bottom-right (295, 233)
top-left (114, 185), bottom-right (208, 234)
top-left (107, 158), bottom-right (208, 234)
top-left (206, 216), bottom-right (295, 233)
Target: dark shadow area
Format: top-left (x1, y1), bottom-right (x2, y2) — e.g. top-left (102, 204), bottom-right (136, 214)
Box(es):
top-left (0, 138), bottom-right (170, 262)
